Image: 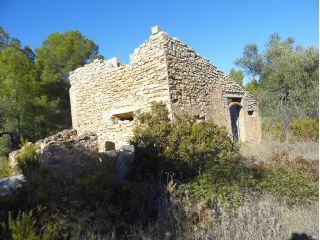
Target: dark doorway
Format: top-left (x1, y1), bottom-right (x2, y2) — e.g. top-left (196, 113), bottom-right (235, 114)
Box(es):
top-left (229, 104), bottom-right (241, 141)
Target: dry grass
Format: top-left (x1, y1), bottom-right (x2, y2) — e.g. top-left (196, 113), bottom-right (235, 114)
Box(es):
top-left (128, 194), bottom-right (318, 240)
top-left (209, 196), bottom-right (318, 240)
top-left (2, 140), bottom-right (318, 239)
top-left (240, 141), bottom-right (319, 162)
top-left (126, 139), bottom-right (319, 240)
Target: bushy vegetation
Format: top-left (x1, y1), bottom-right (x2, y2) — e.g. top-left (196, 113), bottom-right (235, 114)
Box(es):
top-left (0, 157), bottom-right (12, 178)
top-left (0, 26), bottom-right (103, 156)
top-left (0, 139), bottom-right (167, 238)
top-left (131, 103), bottom-right (238, 181)
top-left (131, 103), bottom-right (259, 207)
top-left (262, 118), bottom-right (319, 142)
top-left (289, 118), bottom-right (319, 142)
top-left (2, 211), bottom-right (44, 240)
top-left (132, 103), bottom-right (318, 206)
top-left (254, 152), bottom-right (318, 205)
top-left (235, 34), bottom-right (318, 141)
top-left (262, 121), bottom-right (283, 142)
top-left (0, 102), bottom-right (318, 239)
top-left (15, 142), bottom-right (39, 175)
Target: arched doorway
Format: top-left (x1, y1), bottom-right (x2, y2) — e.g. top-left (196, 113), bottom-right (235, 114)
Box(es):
top-left (229, 103), bottom-right (245, 141)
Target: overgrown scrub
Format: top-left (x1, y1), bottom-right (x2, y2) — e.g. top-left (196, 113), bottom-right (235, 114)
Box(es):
top-left (15, 142), bottom-right (40, 175)
top-left (242, 142), bottom-right (318, 205)
top-left (255, 152), bottom-right (318, 205)
top-left (2, 185), bottom-right (318, 240)
top-left (262, 121), bottom-right (282, 142)
top-left (0, 139), bottom-right (168, 238)
top-left (131, 103), bottom-right (318, 207)
top-left (289, 118), bottom-right (319, 142)
top-left (127, 193), bottom-right (318, 240)
top-left (1, 210), bottom-right (45, 240)
top-left (131, 102), bottom-right (264, 207)
top-left (0, 102), bottom-right (318, 239)
top-left (262, 118), bottom-right (319, 142)
top-left (131, 102), bottom-right (238, 180)
top-left (0, 156), bottom-right (12, 178)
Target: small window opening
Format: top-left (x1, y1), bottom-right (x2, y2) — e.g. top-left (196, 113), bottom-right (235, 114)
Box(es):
top-left (105, 141), bottom-right (115, 151)
top-left (113, 112), bottom-right (134, 121)
top-left (248, 110), bottom-right (254, 116)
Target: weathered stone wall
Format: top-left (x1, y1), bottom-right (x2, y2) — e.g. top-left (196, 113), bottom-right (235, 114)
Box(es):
top-left (36, 129), bottom-right (98, 169)
top-left (208, 83), bottom-right (231, 128)
top-left (165, 37), bottom-right (219, 119)
top-left (8, 129), bottom-right (136, 183)
top-left (69, 27), bottom-right (262, 149)
top-left (245, 111), bottom-right (262, 142)
top-left (164, 37), bottom-right (261, 142)
top-left (69, 31), bottom-right (172, 151)
top-left (9, 129), bottom-right (99, 172)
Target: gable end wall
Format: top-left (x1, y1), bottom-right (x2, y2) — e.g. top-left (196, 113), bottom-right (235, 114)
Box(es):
top-left (164, 37), bottom-right (261, 142)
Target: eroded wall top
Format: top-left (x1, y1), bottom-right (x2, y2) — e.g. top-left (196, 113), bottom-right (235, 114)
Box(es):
top-left (69, 29), bottom-right (172, 144)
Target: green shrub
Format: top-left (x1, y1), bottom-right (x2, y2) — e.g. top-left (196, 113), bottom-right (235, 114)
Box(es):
top-left (0, 156), bottom-right (12, 178)
top-left (0, 135), bottom-right (12, 157)
top-left (260, 166), bottom-right (318, 205)
top-left (131, 102), bottom-right (259, 206)
top-left (1, 210), bottom-right (61, 240)
top-left (4, 211), bottom-right (39, 240)
top-left (130, 102), bottom-right (172, 176)
top-left (182, 158), bottom-right (265, 207)
top-left (75, 157), bottom-right (117, 204)
top-left (166, 117), bottom-right (237, 179)
top-left (131, 103), bottom-right (318, 206)
top-left (262, 121), bottom-right (283, 142)
top-left (257, 155), bottom-right (318, 205)
top-left (289, 118), bottom-right (319, 141)
top-left (16, 142), bottom-right (39, 175)
top-left (131, 102), bottom-right (238, 181)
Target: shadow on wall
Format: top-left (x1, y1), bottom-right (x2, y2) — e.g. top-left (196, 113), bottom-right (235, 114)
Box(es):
top-left (40, 141), bottom-right (100, 175)
top-left (8, 145), bottom-right (114, 193)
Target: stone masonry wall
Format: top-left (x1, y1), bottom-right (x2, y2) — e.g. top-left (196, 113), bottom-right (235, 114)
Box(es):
top-left (69, 27), bottom-right (262, 150)
top-left (165, 37), bottom-right (219, 119)
top-left (164, 37), bottom-right (261, 142)
top-left (8, 129), bottom-right (99, 173)
top-left (69, 31), bottom-right (172, 151)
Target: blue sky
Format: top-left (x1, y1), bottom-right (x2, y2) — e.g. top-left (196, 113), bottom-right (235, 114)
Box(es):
top-left (0, 0), bottom-right (318, 74)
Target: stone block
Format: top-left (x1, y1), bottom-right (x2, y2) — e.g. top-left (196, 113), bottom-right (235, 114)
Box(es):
top-left (151, 25), bottom-right (162, 35)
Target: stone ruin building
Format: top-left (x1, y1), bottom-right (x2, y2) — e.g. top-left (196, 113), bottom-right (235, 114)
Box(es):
top-left (69, 26), bottom-right (262, 152)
